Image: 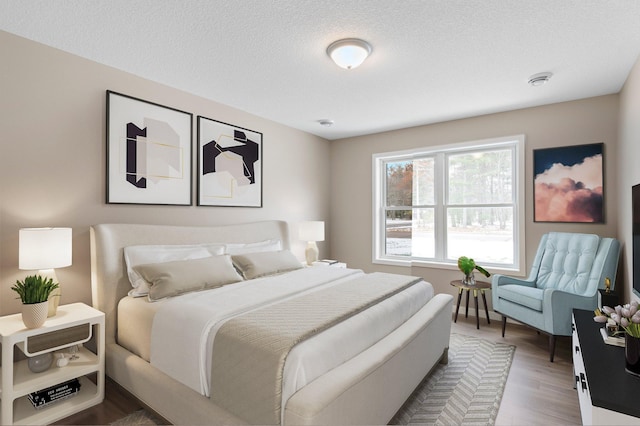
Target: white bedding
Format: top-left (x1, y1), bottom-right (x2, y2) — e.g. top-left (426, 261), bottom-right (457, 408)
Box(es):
top-left (149, 266), bottom-right (434, 416)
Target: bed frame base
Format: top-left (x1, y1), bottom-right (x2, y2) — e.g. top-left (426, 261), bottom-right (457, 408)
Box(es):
top-left (106, 294), bottom-right (452, 425)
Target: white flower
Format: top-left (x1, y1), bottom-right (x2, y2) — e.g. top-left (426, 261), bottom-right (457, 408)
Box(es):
top-left (596, 303), bottom-right (640, 338)
top-left (594, 315), bottom-right (608, 323)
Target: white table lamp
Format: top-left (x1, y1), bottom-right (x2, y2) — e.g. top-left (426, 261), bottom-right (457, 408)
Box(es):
top-left (19, 227), bottom-right (72, 317)
top-left (299, 221), bottom-right (325, 266)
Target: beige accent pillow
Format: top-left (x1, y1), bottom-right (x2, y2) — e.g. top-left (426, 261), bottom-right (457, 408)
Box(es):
top-left (232, 250), bottom-right (303, 280)
top-left (124, 243), bottom-right (226, 297)
top-left (134, 255), bottom-right (243, 301)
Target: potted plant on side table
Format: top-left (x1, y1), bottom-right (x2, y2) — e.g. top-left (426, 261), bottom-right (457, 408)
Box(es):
top-left (11, 275), bottom-right (59, 329)
top-left (457, 256), bottom-right (490, 285)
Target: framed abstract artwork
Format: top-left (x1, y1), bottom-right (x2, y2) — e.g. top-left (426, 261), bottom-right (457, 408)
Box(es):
top-left (197, 116), bottom-right (263, 207)
top-left (533, 142), bottom-right (604, 223)
top-left (106, 91), bottom-right (193, 205)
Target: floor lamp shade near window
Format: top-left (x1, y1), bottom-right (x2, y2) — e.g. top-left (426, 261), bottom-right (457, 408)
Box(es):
top-left (19, 227), bottom-right (72, 317)
top-left (299, 221), bottom-right (325, 266)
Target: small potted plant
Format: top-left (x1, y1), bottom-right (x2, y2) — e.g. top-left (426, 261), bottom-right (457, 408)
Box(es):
top-left (457, 256), bottom-right (490, 285)
top-left (11, 275), bottom-right (59, 328)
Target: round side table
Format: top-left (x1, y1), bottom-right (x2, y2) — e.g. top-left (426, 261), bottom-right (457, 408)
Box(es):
top-left (450, 279), bottom-right (491, 329)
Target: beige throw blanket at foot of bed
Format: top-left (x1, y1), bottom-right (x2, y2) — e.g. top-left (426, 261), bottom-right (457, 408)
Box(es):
top-left (210, 272), bottom-right (423, 425)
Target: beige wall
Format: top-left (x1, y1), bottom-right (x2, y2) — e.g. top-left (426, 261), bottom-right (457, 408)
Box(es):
top-left (330, 95), bottom-right (620, 311)
top-left (0, 31), bottom-right (331, 315)
top-left (617, 54), bottom-right (640, 303)
top-left (1, 28), bottom-right (631, 319)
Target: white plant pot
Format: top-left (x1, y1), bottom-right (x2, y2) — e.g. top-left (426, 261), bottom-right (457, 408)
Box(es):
top-left (22, 301), bottom-right (49, 329)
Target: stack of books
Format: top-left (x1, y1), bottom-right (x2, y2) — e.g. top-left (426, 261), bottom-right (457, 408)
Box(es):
top-left (600, 327), bottom-right (625, 347)
top-left (28, 378), bottom-right (81, 409)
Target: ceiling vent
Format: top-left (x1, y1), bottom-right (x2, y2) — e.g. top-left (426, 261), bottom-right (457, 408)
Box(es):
top-left (528, 72), bottom-right (553, 86)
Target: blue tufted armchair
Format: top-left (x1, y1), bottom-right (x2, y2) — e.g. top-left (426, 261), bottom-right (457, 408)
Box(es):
top-left (492, 232), bottom-right (620, 361)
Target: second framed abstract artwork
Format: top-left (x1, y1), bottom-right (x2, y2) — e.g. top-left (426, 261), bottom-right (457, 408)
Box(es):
top-left (197, 116), bottom-right (263, 207)
top-left (533, 142), bottom-right (604, 223)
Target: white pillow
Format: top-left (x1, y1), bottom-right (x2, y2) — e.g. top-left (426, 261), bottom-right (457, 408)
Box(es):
top-left (224, 239), bottom-right (282, 255)
top-left (232, 250), bottom-right (303, 280)
top-left (124, 244), bottom-right (225, 297)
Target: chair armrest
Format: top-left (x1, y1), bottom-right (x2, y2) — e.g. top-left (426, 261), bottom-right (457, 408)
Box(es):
top-left (491, 274), bottom-right (536, 288)
top-left (544, 288), bottom-right (597, 309)
top-left (542, 288), bottom-right (598, 335)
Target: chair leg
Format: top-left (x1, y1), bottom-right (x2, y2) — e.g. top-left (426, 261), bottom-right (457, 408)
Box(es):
top-left (549, 335), bottom-right (556, 362)
top-left (501, 316), bottom-right (506, 337)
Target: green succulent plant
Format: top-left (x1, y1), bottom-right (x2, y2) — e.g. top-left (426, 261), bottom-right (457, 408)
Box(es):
top-left (457, 256), bottom-right (490, 278)
top-left (11, 275), bottom-right (59, 304)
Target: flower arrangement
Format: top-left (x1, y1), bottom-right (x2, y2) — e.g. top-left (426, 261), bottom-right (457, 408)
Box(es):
top-left (594, 301), bottom-right (640, 338)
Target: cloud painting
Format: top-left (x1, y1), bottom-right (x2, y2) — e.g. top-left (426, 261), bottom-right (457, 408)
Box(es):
top-left (534, 143), bottom-right (604, 223)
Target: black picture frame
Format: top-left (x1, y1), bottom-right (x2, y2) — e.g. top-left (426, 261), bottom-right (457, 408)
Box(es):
top-left (196, 116), bottom-right (263, 207)
top-left (106, 90), bottom-right (193, 205)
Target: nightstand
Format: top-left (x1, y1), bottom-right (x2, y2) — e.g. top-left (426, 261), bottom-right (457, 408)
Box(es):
top-left (0, 303), bottom-right (105, 425)
top-left (311, 260), bottom-right (347, 268)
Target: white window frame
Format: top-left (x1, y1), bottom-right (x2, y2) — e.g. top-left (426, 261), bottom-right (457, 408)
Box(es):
top-left (372, 135), bottom-right (525, 274)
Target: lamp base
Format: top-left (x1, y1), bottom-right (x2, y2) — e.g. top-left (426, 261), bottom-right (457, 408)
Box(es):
top-left (39, 269), bottom-right (61, 317)
top-left (305, 242), bottom-right (319, 266)
top-left (48, 287), bottom-right (61, 317)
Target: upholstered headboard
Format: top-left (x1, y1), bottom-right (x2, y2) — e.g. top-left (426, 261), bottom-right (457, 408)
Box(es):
top-left (90, 221), bottom-right (291, 344)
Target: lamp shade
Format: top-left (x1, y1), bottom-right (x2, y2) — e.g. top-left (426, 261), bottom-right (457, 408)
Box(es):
top-left (299, 221), bottom-right (325, 242)
top-left (19, 228), bottom-right (72, 270)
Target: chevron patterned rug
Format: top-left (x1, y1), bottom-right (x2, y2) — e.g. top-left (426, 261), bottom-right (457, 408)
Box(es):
top-left (390, 333), bottom-right (515, 425)
top-left (112, 333), bottom-right (514, 426)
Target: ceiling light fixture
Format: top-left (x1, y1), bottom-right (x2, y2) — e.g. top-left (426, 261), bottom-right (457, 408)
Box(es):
top-left (528, 72), bottom-right (553, 87)
top-left (318, 119), bottom-right (334, 127)
top-left (327, 38), bottom-right (372, 70)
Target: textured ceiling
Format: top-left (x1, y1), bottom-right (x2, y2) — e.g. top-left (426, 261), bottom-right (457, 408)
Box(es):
top-left (2, 0), bottom-right (640, 140)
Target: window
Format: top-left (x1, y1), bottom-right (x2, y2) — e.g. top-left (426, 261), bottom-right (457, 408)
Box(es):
top-left (373, 135), bottom-right (525, 272)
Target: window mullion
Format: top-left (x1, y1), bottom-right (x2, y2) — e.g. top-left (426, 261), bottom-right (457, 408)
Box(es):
top-left (434, 152), bottom-right (446, 260)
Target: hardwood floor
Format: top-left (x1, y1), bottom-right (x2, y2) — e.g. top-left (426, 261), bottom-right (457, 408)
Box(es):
top-left (51, 378), bottom-right (150, 425)
top-left (56, 314), bottom-right (582, 425)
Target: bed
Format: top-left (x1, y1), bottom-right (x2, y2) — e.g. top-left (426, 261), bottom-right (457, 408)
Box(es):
top-left (90, 221), bottom-right (453, 425)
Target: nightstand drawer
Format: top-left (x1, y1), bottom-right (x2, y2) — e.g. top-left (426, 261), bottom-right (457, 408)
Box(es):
top-left (25, 324), bottom-right (91, 354)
